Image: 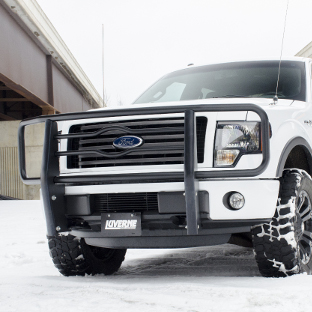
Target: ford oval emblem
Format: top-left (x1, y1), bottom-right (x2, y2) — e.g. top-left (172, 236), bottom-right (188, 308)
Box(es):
top-left (113, 135), bottom-right (143, 149)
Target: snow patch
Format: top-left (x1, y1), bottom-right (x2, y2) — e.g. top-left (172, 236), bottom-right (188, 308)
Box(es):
top-left (1, 201), bottom-right (312, 311)
top-left (268, 258), bottom-right (299, 275)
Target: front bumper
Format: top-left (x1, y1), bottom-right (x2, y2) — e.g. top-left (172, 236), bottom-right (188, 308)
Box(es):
top-left (61, 178), bottom-right (279, 248)
top-left (65, 179), bottom-right (279, 220)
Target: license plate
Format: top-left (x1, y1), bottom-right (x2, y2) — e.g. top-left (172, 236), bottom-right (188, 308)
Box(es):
top-left (101, 212), bottom-right (141, 236)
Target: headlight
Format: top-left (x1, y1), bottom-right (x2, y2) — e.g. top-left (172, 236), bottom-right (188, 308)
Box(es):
top-left (214, 122), bottom-right (261, 167)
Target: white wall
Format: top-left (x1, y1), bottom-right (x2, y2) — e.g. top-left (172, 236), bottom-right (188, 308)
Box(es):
top-left (0, 120), bottom-right (43, 199)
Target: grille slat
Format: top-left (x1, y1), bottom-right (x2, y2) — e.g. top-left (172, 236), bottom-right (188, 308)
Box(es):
top-left (81, 119), bottom-right (184, 131)
top-left (78, 141), bottom-right (184, 151)
top-left (78, 149), bottom-right (185, 159)
top-left (80, 133), bottom-right (185, 145)
top-left (79, 156), bottom-right (185, 166)
top-left (67, 117), bottom-right (207, 169)
top-left (75, 126), bottom-right (184, 138)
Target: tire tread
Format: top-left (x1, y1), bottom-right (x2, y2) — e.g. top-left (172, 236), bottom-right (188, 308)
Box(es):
top-left (252, 169), bottom-right (302, 277)
top-left (48, 234), bottom-right (126, 276)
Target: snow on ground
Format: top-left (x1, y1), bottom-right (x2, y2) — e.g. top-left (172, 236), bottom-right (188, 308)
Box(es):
top-left (1, 201), bottom-right (312, 312)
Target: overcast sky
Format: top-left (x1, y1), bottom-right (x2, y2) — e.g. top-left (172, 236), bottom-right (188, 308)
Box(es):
top-left (35, 0), bottom-right (312, 106)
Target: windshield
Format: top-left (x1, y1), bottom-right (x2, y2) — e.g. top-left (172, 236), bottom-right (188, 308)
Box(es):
top-left (134, 61), bottom-right (306, 104)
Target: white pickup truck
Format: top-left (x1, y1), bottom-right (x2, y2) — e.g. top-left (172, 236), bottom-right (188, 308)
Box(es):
top-left (18, 58), bottom-right (312, 277)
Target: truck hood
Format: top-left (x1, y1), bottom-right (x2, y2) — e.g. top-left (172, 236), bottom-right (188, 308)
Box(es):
top-left (92, 98), bottom-right (295, 112)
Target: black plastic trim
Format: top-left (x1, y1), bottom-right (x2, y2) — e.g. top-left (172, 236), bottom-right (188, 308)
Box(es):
top-left (276, 137), bottom-right (312, 177)
top-left (84, 234), bottom-right (230, 249)
top-left (69, 215), bottom-right (270, 246)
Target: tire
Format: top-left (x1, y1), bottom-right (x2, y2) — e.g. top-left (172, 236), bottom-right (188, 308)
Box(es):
top-left (48, 234), bottom-right (127, 276)
top-left (252, 169), bottom-right (312, 277)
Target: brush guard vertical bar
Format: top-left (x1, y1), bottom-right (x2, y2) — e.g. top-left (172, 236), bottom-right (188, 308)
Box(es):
top-left (184, 110), bottom-right (199, 235)
top-left (41, 119), bottom-right (67, 236)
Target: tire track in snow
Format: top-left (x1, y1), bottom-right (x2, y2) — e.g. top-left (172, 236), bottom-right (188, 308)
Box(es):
top-left (119, 245), bottom-right (260, 277)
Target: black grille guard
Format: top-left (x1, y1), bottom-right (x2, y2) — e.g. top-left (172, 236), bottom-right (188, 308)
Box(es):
top-left (18, 104), bottom-right (270, 236)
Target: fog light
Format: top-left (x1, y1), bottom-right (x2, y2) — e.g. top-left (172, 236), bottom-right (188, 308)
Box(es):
top-left (229, 192), bottom-right (245, 210)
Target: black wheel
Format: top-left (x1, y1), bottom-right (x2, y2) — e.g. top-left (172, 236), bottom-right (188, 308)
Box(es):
top-left (48, 234), bottom-right (127, 276)
top-left (252, 169), bottom-right (312, 277)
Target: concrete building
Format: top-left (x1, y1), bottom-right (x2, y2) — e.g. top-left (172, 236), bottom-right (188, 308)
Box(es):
top-left (0, 0), bottom-right (104, 199)
top-left (296, 41), bottom-right (312, 58)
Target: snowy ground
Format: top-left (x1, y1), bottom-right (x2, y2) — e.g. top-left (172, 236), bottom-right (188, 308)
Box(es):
top-left (1, 201), bottom-right (312, 312)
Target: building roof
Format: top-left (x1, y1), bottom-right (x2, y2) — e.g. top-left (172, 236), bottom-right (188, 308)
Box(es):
top-left (296, 41), bottom-right (312, 59)
top-left (3, 0), bottom-right (104, 109)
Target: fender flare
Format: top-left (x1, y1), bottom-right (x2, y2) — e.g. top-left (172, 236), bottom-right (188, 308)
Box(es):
top-left (276, 137), bottom-right (312, 177)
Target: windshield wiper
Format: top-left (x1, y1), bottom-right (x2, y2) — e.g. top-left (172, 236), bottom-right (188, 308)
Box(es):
top-left (211, 95), bottom-right (251, 98)
top-left (256, 92), bottom-right (284, 97)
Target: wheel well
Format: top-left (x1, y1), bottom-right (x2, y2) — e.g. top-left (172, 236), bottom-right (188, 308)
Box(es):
top-left (283, 145), bottom-right (312, 175)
